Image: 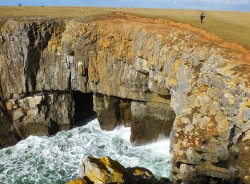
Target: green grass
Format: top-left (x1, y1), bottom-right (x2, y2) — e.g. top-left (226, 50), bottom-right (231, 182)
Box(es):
top-left (124, 9), bottom-right (250, 48)
top-left (0, 7), bottom-right (249, 48)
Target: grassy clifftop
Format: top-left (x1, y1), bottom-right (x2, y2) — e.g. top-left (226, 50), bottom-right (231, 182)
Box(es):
top-left (0, 6), bottom-right (249, 48)
top-left (126, 9), bottom-right (250, 48)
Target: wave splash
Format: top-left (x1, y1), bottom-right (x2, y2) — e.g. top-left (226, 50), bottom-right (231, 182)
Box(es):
top-left (0, 118), bottom-right (171, 184)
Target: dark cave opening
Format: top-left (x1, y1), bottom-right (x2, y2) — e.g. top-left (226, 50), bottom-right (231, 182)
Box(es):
top-left (73, 91), bottom-right (96, 126)
top-left (48, 119), bottom-right (60, 135)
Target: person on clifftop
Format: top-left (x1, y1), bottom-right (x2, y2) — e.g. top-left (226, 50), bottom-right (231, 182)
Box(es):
top-left (200, 12), bottom-right (205, 24)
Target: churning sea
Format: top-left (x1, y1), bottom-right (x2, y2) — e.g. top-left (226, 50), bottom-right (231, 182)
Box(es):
top-left (0, 118), bottom-right (171, 184)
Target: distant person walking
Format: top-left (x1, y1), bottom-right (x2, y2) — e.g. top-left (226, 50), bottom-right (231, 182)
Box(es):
top-left (200, 12), bottom-right (205, 24)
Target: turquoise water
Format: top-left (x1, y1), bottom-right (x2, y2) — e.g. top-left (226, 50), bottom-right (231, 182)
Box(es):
top-left (0, 118), bottom-right (171, 184)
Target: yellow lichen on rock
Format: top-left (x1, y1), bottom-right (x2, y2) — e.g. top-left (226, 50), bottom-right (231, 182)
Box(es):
top-left (67, 156), bottom-right (161, 184)
top-left (83, 156), bottom-right (126, 184)
top-left (67, 178), bottom-right (87, 184)
top-left (242, 131), bottom-right (250, 142)
top-left (48, 39), bottom-right (61, 53)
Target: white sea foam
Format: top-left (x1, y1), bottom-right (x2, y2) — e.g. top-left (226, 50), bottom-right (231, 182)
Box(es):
top-left (0, 118), bottom-right (172, 184)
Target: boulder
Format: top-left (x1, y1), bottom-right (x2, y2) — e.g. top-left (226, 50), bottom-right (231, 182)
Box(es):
top-left (67, 156), bottom-right (171, 184)
top-left (82, 156), bottom-right (127, 184)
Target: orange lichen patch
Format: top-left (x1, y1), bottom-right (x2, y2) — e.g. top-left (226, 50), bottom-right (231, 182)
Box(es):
top-left (5, 100), bottom-right (13, 110)
top-left (186, 133), bottom-right (200, 148)
top-left (219, 42), bottom-right (250, 64)
top-left (233, 64), bottom-right (250, 80)
top-left (245, 52), bottom-right (250, 63)
top-left (177, 114), bottom-right (218, 151)
top-left (204, 116), bottom-right (218, 139)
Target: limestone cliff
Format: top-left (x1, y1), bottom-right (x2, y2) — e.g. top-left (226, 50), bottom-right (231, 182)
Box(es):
top-left (0, 14), bottom-right (250, 183)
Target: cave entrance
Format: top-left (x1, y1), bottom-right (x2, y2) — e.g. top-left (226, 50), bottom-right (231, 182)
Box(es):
top-left (73, 91), bottom-right (96, 126)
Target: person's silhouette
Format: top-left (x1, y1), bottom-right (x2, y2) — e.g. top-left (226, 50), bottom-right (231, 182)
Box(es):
top-left (200, 12), bottom-right (205, 24)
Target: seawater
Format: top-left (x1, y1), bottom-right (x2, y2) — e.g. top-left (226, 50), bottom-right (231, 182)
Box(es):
top-left (0, 118), bottom-right (172, 184)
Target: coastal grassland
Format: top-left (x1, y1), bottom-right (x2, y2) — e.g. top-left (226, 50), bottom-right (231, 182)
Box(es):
top-left (124, 9), bottom-right (250, 48)
top-left (0, 7), bottom-right (249, 48)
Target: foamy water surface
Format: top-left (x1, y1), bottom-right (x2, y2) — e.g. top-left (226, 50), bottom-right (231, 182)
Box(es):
top-left (0, 118), bottom-right (171, 184)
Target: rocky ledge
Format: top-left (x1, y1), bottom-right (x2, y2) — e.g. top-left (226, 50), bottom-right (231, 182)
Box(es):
top-left (67, 156), bottom-right (171, 184)
top-left (0, 14), bottom-right (250, 183)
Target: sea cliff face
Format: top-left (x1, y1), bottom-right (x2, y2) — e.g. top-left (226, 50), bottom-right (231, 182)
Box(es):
top-left (0, 15), bottom-right (249, 183)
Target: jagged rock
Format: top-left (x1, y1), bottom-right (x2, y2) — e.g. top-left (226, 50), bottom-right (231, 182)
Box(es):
top-left (67, 156), bottom-right (170, 184)
top-left (0, 93), bottom-right (74, 140)
top-left (82, 157), bottom-right (127, 184)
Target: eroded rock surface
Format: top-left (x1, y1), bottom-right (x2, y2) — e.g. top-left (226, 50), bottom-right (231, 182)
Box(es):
top-left (93, 93), bottom-right (174, 144)
top-left (131, 100), bottom-right (175, 145)
top-left (0, 15), bottom-right (250, 183)
top-left (7, 93), bottom-right (73, 138)
top-left (67, 156), bottom-right (170, 184)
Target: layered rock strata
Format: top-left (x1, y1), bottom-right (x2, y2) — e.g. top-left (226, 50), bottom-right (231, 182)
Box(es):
top-left (5, 93), bottom-right (73, 138)
top-left (0, 15), bottom-right (250, 183)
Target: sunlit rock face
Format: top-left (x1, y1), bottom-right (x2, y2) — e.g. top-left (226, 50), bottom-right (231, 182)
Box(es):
top-left (0, 15), bottom-right (250, 183)
top-left (67, 156), bottom-right (171, 184)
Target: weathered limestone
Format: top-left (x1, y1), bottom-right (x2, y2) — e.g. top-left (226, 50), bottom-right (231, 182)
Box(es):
top-left (3, 93), bottom-right (74, 139)
top-left (93, 93), bottom-right (175, 144)
top-left (131, 101), bottom-right (175, 145)
top-left (0, 16), bottom-right (250, 183)
top-left (93, 93), bottom-right (121, 130)
top-left (67, 156), bottom-right (170, 184)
